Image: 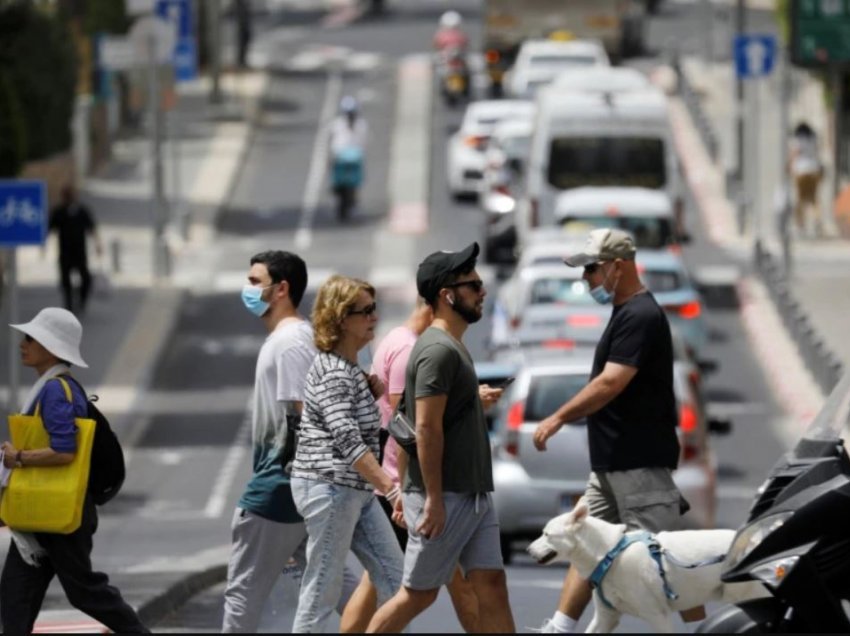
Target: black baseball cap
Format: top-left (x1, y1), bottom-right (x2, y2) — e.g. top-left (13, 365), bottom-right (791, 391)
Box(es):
top-left (416, 242), bottom-right (480, 304)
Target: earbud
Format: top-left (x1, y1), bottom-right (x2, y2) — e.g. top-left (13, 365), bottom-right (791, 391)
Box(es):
top-left (447, 294), bottom-right (455, 306)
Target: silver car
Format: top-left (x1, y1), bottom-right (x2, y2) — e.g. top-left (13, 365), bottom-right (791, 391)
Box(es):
top-left (490, 347), bottom-right (719, 562)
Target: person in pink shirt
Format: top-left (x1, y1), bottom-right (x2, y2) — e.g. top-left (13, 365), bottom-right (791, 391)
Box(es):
top-left (340, 297), bottom-right (497, 633)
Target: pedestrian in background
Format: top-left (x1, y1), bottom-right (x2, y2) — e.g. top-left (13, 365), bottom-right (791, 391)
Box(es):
top-left (532, 229), bottom-right (694, 633)
top-left (788, 121), bottom-right (824, 237)
top-left (340, 297), bottom-right (487, 633)
top-left (0, 308), bottom-right (148, 635)
top-left (48, 185), bottom-right (102, 314)
top-left (367, 242), bottom-right (515, 634)
top-left (222, 251), bottom-right (358, 632)
top-left (290, 275), bottom-right (403, 633)
top-left (234, 0), bottom-right (253, 69)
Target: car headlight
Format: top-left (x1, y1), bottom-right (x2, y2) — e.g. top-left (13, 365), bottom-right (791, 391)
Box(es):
top-left (725, 512), bottom-right (793, 572)
top-left (751, 556), bottom-right (800, 588)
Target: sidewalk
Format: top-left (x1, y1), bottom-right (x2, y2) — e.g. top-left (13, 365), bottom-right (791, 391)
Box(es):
top-left (668, 50), bottom-right (850, 429)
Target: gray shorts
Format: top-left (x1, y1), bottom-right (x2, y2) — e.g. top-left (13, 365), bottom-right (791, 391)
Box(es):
top-left (580, 468), bottom-right (683, 532)
top-left (402, 491), bottom-right (503, 591)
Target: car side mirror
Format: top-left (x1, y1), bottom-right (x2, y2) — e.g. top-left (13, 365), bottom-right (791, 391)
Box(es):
top-left (708, 417), bottom-right (732, 436)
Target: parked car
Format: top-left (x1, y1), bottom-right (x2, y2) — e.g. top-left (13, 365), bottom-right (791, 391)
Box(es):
top-left (505, 39), bottom-right (610, 98)
top-left (446, 100), bottom-right (536, 200)
top-left (490, 344), bottom-right (721, 562)
top-left (480, 119), bottom-right (534, 264)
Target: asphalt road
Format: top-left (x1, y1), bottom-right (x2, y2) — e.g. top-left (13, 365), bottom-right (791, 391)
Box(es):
top-left (92, 0), bottom-right (792, 631)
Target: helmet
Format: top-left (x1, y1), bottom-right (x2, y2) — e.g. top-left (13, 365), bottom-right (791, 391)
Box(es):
top-left (440, 10), bottom-right (462, 29)
top-left (340, 95), bottom-right (359, 114)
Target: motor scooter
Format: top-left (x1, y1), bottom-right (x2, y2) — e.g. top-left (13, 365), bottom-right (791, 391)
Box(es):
top-left (331, 145), bottom-right (363, 221)
top-left (437, 47), bottom-right (470, 107)
top-left (698, 373), bottom-right (850, 633)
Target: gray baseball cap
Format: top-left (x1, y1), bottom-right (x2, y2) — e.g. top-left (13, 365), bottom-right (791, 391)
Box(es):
top-left (563, 228), bottom-right (636, 267)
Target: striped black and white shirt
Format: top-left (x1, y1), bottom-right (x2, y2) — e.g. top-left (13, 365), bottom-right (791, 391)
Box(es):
top-left (291, 351), bottom-right (381, 490)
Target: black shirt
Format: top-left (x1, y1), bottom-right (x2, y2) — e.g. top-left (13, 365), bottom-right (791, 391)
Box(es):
top-left (588, 291), bottom-right (680, 472)
top-left (49, 203), bottom-right (95, 262)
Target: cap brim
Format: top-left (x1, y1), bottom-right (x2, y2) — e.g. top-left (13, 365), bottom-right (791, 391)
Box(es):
top-left (449, 242), bottom-right (480, 270)
top-left (562, 252), bottom-right (599, 267)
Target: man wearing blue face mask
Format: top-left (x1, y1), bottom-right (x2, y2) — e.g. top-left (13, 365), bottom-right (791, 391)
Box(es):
top-left (531, 229), bottom-right (691, 634)
top-left (224, 251), bottom-right (358, 632)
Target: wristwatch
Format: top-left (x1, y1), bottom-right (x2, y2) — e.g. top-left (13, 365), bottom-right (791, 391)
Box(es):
top-left (14, 451), bottom-right (23, 468)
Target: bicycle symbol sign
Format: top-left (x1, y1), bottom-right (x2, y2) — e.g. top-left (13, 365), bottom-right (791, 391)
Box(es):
top-left (0, 180), bottom-right (47, 247)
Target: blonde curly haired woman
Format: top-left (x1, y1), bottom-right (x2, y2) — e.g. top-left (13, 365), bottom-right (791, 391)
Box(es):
top-left (290, 275), bottom-right (403, 632)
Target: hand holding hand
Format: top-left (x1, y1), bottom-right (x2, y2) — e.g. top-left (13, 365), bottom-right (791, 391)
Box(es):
top-left (416, 495), bottom-right (446, 540)
top-left (391, 496), bottom-right (405, 528)
top-left (533, 415), bottom-right (563, 451)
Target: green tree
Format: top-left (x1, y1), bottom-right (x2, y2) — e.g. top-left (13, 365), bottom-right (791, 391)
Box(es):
top-left (0, 0), bottom-right (77, 177)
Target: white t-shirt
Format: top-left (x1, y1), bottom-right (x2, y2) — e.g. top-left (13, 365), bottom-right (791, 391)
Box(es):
top-left (238, 319), bottom-right (317, 522)
top-left (791, 134), bottom-right (821, 176)
top-left (330, 117), bottom-right (369, 154)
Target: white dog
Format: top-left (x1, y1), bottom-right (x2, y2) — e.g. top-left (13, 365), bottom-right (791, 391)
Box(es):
top-left (527, 503), bottom-right (765, 633)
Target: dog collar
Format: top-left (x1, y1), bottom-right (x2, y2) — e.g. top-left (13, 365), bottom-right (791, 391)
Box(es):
top-left (588, 530), bottom-right (679, 610)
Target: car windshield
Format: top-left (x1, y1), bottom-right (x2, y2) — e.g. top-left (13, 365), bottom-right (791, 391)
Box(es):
top-left (548, 137), bottom-right (667, 189)
top-left (525, 373), bottom-right (589, 421)
top-left (500, 135), bottom-right (531, 158)
top-left (529, 278), bottom-right (593, 305)
top-left (559, 215), bottom-right (675, 249)
top-left (642, 269), bottom-right (682, 293)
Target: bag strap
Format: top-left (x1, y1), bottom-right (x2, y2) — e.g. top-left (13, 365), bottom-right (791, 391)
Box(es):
top-left (34, 376), bottom-right (73, 418)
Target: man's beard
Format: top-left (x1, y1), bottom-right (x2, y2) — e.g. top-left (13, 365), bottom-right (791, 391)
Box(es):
top-left (451, 297), bottom-right (482, 324)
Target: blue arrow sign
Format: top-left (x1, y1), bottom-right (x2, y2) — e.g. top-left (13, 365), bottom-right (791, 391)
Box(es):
top-left (735, 34), bottom-right (777, 79)
top-left (157, 0), bottom-right (197, 82)
top-left (0, 180), bottom-right (47, 247)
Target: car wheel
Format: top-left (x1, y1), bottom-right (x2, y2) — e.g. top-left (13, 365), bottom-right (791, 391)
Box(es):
top-left (500, 534), bottom-right (513, 565)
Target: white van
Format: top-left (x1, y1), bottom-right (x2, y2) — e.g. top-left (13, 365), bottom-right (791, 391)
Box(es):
top-left (517, 84), bottom-right (684, 252)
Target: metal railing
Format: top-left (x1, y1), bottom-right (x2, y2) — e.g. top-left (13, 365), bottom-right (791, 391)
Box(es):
top-left (755, 244), bottom-right (844, 395)
top-left (672, 53), bottom-right (720, 164)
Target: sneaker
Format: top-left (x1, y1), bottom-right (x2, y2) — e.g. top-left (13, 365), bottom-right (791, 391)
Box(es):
top-left (529, 618), bottom-right (570, 633)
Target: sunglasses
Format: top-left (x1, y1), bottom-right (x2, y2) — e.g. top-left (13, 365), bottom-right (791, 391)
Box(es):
top-left (348, 302), bottom-right (378, 317)
top-left (583, 262), bottom-right (607, 275)
top-left (445, 279), bottom-right (485, 293)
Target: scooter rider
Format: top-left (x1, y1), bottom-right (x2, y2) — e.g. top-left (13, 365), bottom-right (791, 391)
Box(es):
top-left (433, 11), bottom-right (469, 53)
top-left (330, 96), bottom-right (368, 156)
top-left (329, 96), bottom-right (368, 219)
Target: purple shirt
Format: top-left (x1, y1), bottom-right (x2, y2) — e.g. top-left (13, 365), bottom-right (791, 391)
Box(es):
top-left (25, 378), bottom-right (86, 453)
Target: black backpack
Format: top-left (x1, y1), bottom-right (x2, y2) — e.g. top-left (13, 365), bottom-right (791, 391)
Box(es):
top-left (61, 376), bottom-right (126, 506)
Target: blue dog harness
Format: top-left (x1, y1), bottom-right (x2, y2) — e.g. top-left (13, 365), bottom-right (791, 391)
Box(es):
top-left (588, 531), bottom-right (676, 609)
top-left (587, 530), bottom-right (726, 610)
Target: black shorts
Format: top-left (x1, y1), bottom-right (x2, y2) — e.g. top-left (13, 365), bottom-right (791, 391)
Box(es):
top-left (378, 495), bottom-right (408, 552)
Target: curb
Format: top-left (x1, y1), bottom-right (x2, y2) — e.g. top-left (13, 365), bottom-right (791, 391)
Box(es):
top-left (136, 563), bottom-right (228, 627)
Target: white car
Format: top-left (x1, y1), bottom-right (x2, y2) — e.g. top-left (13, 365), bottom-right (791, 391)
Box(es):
top-left (505, 39), bottom-right (610, 98)
top-left (446, 100), bottom-right (536, 200)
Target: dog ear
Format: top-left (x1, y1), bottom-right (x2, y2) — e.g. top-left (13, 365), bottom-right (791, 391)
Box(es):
top-left (572, 501), bottom-right (589, 523)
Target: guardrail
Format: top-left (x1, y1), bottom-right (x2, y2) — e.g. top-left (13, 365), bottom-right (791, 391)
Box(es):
top-left (672, 54), bottom-right (720, 164)
top-left (755, 244), bottom-right (844, 395)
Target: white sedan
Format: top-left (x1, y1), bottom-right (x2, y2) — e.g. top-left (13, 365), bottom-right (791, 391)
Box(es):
top-left (505, 39), bottom-right (610, 99)
top-left (446, 100), bottom-right (535, 200)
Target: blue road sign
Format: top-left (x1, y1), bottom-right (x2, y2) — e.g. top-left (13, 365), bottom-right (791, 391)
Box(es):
top-left (0, 180), bottom-right (47, 247)
top-left (735, 34), bottom-right (777, 78)
top-left (157, 0), bottom-right (197, 82)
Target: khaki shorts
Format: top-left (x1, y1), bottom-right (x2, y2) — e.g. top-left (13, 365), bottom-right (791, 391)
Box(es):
top-left (579, 468), bottom-right (684, 532)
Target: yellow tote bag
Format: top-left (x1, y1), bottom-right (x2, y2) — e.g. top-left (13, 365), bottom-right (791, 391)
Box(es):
top-left (0, 378), bottom-right (96, 534)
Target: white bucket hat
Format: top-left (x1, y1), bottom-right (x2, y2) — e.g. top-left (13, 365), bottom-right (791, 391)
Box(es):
top-left (10, 308), bottom-right (88, 368)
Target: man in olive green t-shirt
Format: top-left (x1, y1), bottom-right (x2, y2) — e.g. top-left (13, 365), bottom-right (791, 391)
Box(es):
top-left (367, 242), bottom-right (516, 633)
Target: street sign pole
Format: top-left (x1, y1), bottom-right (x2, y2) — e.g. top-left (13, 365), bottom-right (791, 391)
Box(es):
top-left (7, 249), bottom-right (18, 411)
top-left (148, 32), bottom-right (169, 280)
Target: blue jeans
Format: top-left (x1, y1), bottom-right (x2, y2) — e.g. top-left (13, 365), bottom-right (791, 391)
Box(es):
top-left (291, 477), bottom-right (404, 633)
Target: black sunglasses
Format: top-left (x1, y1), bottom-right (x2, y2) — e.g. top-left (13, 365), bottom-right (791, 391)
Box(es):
top-left (348, 302), bottom-right (378, 317)
top-left (583, 263), bottom-right (606, 275)
top-left (445, 279), bottom-right (485, 293)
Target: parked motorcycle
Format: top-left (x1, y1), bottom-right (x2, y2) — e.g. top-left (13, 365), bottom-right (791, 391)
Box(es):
top-left (331, 145), bottom-right (364, 221)
top-left (698, 373), bottom-right (850, 633)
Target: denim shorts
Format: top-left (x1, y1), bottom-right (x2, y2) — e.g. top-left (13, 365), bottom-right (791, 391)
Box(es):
top-left (402, 491), bottom-right (503, 591)
top-left (580, 468), bottom-right (684, 532)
